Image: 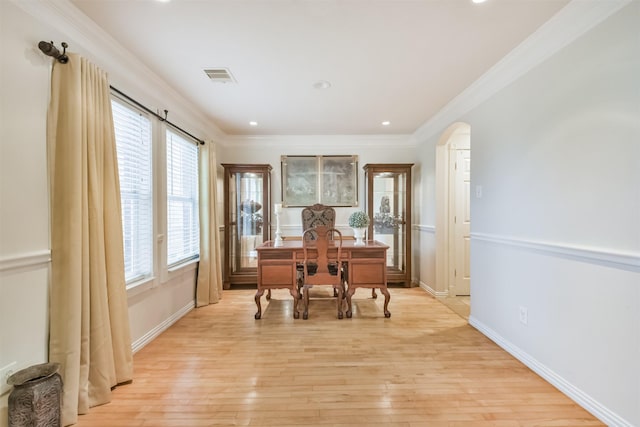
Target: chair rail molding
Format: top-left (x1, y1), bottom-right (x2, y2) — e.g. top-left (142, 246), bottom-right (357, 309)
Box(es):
top-left (0, 250), bottom-right (51, 274)
top-left (415, 224), bottom-right (435, 233)
top-left (471, 232), bottom-right (640, 272)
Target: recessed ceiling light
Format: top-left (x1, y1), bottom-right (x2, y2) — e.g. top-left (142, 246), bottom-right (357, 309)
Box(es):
top-left (249, 121), bottom-right (258, 126)
top-left (472, 0), bottom-right (487, 3)
top-left (382, 121), bottom-right (391, 126)
top-left (313, 80), bottom-right (331, 90)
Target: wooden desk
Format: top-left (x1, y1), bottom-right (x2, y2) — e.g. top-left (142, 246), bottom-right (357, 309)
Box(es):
top-left (255, 240), bottom-right (390, 319)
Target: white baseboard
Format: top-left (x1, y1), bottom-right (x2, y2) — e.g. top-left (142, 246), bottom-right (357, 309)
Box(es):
top-left (418, 280), bottom-right (448, 297)
top-left (131, 301), bottom-right (195, 354)
top-left (469, 316), bottom-right (634, 427)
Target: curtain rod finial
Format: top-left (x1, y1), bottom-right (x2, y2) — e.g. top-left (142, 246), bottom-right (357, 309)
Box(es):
top-left (38, 40), bottom-right (68, 63)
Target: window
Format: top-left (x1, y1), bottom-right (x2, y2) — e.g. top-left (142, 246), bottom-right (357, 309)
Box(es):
top-left (112, 99), bottom-right (153, 283)
top-left (166, 130), bottom-right (199, 266)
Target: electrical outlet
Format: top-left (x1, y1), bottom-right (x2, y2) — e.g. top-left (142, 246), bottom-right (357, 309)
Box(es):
top-left (518, 306), bottom-right (528, 325)
top-left (0, 362), bottom-right (17, 395)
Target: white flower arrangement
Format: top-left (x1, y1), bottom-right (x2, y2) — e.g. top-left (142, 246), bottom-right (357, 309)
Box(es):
top-left (348, 211), bottom-right (370, 228)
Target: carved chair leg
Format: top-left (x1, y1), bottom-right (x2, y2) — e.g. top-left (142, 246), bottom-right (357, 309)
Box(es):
top-left (297, 273), bottom-right (303, 299)
top-left (371, 288), bottom-right (377, 299)
top-left (289, 288), bottom-right (300, 319)
top-left (336, 285), bottom-right (344, 319)
top-left (302, 286), bottom-right (310, 320)
top-left (345, 288), bottom-right (355, 318)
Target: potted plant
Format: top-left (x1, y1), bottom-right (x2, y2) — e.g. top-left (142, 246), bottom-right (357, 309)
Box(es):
top-left (348, 211), bottom-right (370, 245)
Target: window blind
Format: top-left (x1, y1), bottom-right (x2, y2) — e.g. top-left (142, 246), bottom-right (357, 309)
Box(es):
top-left (166, 130), bottom-right (200, 266)
top-left (112, 99), bottom-right (153, 283)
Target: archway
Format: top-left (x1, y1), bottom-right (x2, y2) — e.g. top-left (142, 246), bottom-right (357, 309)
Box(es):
top-left (435, 122), bottom-right (471, 302)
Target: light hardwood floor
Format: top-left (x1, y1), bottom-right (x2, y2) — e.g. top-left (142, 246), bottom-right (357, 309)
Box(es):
top-left (76, 287), bottom-right (603, 426)
top-left (437, 296), bottom-right (471, 321)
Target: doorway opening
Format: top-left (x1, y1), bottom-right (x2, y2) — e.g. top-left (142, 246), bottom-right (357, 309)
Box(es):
top-left (435, 122), bottom-right (471, 318)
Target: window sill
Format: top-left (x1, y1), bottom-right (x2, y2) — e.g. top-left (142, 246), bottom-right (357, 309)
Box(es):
top-left (125, 259), bottom-right (200, 299)
top-left (126, 276), bottom-right (155, 298)
top-left (168, 257), bottom-right (199, 274)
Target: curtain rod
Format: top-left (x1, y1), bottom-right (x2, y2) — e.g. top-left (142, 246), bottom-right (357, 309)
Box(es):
top-left (110, 86), bottom-right (205, 145)
top-left (37, 40), bottom-right (205, 145)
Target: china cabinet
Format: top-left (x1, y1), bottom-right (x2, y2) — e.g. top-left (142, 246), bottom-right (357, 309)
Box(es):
top-left (222, 164), bottom-right (272, 289)
top-left (363, 163), bottom-right (413, 287)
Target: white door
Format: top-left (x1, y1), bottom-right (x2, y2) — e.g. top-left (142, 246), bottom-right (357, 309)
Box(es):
top-left (454, 149), bottom-right (471, 295)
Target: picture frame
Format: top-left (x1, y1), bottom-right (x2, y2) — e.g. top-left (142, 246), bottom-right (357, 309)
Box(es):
top-left (281, 156), bottom-right (318, 207)
top-left (281, 155), bottom-right (358, 207)
top-left (320, 155), bottom-right (358, 206)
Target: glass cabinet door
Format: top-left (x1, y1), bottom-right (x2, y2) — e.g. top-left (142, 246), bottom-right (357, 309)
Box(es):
top-left (222, 164), bottom-right (271, 288)
top-left (364, 164), bottom-right (413, 286)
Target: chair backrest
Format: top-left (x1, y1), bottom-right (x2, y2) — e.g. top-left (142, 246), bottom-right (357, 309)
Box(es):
top-left (302, 225), bottom-right (342, 286)
top-left (301, 203), bottom-right (335, 240)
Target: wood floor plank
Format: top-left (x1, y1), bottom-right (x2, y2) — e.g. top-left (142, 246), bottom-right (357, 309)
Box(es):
top-left (74, 288), bottom-right (603, 426)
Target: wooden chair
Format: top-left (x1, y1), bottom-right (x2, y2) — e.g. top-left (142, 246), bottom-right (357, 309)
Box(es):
top-left (301, 226), bottom-right (345, 320)
top-left (301, 203), bottom-right (336, 239)
top-left (297, 204), bottom-right (337, 297)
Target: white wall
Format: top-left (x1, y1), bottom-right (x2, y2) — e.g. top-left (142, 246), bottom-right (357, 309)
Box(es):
top-left (0, 3), bottom-right (418, 423)
top-left (416, 2), bottom-right (639, 425)
top-left (0, 2), bottom-right (59, 422)
top-left (219, 135), bottom-right (417, 237)
top-left (414, 137), bottom-right (437, 291)
top-left (0, 2), bottom-right (221, 424)
top-left (2, 0), bottom-right (638, 425)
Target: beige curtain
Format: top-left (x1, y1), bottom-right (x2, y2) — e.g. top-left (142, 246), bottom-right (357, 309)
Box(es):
top-left (47, 53), bottom-right (133, 426)
top-left (196, 142), bottom-right (224, 306)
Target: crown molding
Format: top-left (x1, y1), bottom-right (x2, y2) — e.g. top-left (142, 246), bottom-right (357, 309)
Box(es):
top-left (13, 0), bottom-right (630, 146)
top-left (10, 0), bottom-right (224, 141)
top-left (412, 0), bottom-right (632, 143)
top-left (221, 134), bottom-right (415, 149)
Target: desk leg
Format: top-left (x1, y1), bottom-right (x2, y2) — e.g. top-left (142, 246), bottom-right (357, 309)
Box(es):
top-left (346, 287), bottom-right (390, 318)
top-left (254, 289), bottom-right (265, 319)
top-left (380, 287), bottom-right (391, 318)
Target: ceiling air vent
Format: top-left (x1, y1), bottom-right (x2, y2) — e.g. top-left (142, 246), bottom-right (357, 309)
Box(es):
top-left (204, 68), bottom-right (236, 83)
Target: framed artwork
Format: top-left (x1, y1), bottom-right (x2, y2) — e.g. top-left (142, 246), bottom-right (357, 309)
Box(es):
top-left (281, 155), bottom-right (358, 207)
top-left (320, 155), bottom-right (358, 206)
top-left (281, 156), bottom-right (318, 207)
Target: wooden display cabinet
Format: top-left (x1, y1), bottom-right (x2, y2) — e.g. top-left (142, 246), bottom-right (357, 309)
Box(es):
top-left (363, 163), bottom-right (413, 287)
top-left (222, 164), bottom-right (272, 289)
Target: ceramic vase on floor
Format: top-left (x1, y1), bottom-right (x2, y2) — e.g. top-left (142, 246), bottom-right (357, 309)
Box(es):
top-left (8, 362), bottom-right (63, 427)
